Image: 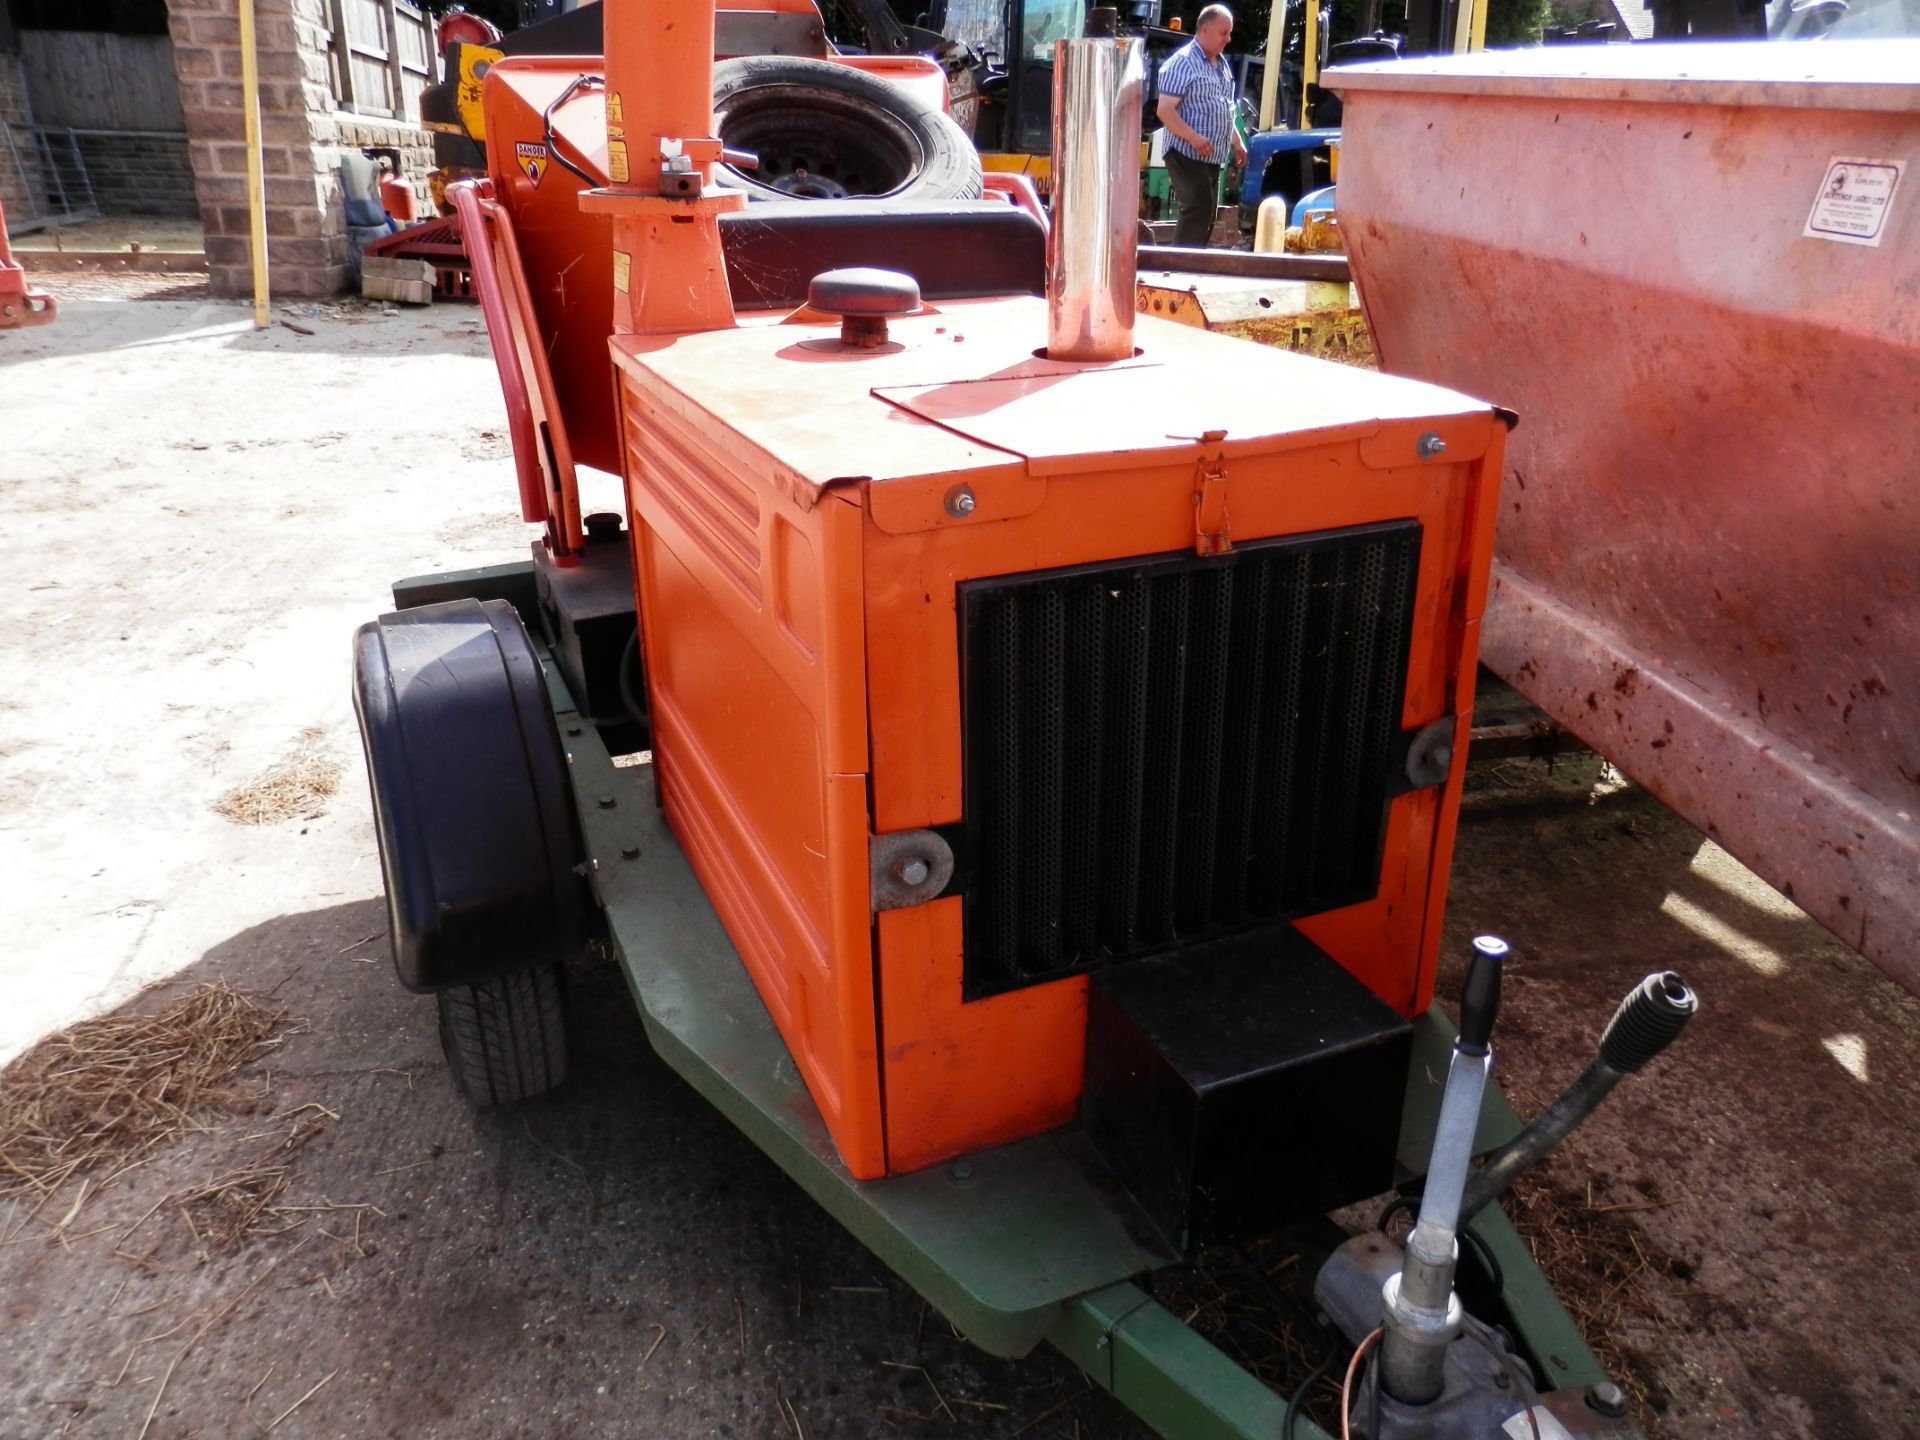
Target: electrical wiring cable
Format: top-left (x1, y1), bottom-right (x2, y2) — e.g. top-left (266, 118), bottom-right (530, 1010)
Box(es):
top-left (1283, 1321), bottom-right (1342, 1440)
top-left (542, 74), bottom-right (606, 185)
top-left (1340, 1328), bottom-right (1383, 1440)
top-left (1369, 1335), bottom-right (1382, 1437)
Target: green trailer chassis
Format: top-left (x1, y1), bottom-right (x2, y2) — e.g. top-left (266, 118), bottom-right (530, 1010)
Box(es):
top-left (400, 562), bottom-right (1612, 1440)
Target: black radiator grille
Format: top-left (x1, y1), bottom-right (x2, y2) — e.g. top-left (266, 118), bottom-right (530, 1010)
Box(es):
top-left (959, 521), bottom-right (1421, 997)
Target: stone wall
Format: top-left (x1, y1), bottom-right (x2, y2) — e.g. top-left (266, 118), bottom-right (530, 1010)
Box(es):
top-left (166, 0), bottom-right (435, 297)
top-left (327, 111), bottom-right (434, 221)
top-left (76, 132), bottom-right (199, 216)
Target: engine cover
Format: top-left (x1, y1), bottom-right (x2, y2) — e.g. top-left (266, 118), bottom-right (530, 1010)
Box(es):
top-left (609, 293), bottom-right (1505, 1179)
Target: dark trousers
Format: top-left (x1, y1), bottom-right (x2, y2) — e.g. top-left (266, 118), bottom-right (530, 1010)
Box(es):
top-left (1164, 147), bottom-right (1221, 248)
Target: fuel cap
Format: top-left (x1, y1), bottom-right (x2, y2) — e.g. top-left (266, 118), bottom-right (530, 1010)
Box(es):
top-left (807, 267), bottom-right (921, 348)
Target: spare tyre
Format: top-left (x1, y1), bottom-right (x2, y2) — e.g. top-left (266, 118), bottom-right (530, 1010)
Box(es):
top-left (712, 55), bottom-right (982, 203)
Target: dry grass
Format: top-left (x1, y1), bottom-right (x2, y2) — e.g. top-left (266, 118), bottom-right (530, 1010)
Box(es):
top-left (1506, 1169), bottom-right (1683, 1416)
top-left (171, 1106), bottom-right (337, 1253)
top-left (1154, 1236), bottom-right (1335, 1421)
top-left (213, 725), bottom-right (341, 825)
top-left (0, 983), bottom-right (289, 1230)
top-left (1156, 1178), bottom-right (1681, 1428)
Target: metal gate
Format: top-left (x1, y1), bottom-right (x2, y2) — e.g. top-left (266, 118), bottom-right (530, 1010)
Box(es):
top-left (2, 123), bottom-right (101, 233)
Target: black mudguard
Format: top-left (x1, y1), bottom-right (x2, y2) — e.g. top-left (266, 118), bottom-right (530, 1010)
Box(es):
top-left (352, 598), bottom-right (585, 992)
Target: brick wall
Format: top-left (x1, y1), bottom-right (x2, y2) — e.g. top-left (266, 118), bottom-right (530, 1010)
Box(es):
top-left (77, 133), bottom-right (199, 217)
top-left (166, 0), bottom-right (435, 297)
top-left (0, 49), bottom-right (45, 230)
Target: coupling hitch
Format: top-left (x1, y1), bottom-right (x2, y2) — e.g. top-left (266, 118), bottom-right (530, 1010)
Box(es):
top-left (1313, 938), bottom-right (1698, 1440)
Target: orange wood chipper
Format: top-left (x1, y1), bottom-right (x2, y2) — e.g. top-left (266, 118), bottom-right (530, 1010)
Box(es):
top-left (0, 199), bottom-right (55, 330)
top-left (351, 5), bottom-right (1697, 1435)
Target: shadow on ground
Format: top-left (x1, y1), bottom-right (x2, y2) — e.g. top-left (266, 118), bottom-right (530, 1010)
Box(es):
top-left (0, 898), bottom-right (1132, 1440)
top-left (1440, 754), bottom-right (1920, 1440)
top-left (8, 752), bottom-right (1919, 1440)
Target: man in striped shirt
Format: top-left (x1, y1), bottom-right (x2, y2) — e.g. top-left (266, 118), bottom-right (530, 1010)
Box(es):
top-left (1155, 5), bottom-right (1247, 247)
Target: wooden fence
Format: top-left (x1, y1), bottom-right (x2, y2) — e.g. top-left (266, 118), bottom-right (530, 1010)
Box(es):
top-left (324, 0), bottom-right (437, 121)
top-left (19, 31), bottom-right (186, 132)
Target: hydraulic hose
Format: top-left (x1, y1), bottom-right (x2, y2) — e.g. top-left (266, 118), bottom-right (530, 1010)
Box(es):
top-left (1459, 971), bottom-right (1697, 1224)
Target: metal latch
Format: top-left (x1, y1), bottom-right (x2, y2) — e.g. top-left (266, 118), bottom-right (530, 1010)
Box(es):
top-left (870, 829), bottom-right (955, 911)
top-left (1193, 429), bottom-right (1230, 556)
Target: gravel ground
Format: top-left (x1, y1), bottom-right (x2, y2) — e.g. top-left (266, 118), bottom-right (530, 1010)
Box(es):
top-left (4, 287), bottom-right (1916, 1440)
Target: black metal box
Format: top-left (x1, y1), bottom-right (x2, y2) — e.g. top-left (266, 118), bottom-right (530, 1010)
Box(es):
top-left (531, 522), bottom-right (639, 735)
top-left (1082, 928), bottom-right (1411, 1253)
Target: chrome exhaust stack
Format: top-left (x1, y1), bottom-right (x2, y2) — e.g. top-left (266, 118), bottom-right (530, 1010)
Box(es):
top-left (1045, 16), bottom-right (1144, 362)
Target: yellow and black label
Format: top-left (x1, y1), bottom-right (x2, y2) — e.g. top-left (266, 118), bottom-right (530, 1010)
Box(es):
top-left (514, 142), bottom-right (549, 188)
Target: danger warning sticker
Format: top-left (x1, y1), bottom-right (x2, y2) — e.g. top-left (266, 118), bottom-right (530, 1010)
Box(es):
top-left (515, 141), bottom-right (550, 189)
top-left (1803, 157), bottom-right (1903, 247)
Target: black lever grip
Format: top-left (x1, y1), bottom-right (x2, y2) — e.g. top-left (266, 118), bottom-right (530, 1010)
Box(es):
top-left (1599, 971), bottom-right (1697, 1073)
top-left (1457, 935), bottom-right (1507, 1056)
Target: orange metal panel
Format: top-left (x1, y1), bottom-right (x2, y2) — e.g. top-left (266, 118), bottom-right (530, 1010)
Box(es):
top-left (454, 183), bottom-right (586, 556)
top-left (481, 61), bottom-right (617, 478)
top-left (876, 901), bottom-right (1085, 1175)
top-left (620, 363), bottom-right (886, 1177)
top-left (860, 428), bottom-right (1497, 1165)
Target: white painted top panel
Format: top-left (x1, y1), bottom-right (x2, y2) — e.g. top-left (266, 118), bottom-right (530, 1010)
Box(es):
top-left (1328, 39), bottom-right (1920, 111)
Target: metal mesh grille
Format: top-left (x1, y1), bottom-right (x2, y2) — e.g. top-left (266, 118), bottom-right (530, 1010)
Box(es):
top-left (959, 521), bottom-right (1421, 997)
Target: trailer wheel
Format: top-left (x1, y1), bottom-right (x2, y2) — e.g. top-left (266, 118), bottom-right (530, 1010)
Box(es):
top-left (435, 960), bottom-right (569, 1106)
top-left (712, 56), bottom-right (981, 203)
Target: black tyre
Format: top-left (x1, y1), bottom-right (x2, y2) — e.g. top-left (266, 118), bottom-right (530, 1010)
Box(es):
top-left (353, 598), bottom-right (586, 995)
top-left (712, 55), bottom-right (982, 203)
top-left (435, 961), bottom-right (569, 1106)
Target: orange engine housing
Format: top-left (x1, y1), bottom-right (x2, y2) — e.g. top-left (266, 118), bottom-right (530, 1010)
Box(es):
top-left (610, 298), bottom-right (1505, 1181)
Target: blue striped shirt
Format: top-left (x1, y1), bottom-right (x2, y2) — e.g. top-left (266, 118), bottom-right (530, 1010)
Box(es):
top-left (1157, 40), bottom-right (1236, 164)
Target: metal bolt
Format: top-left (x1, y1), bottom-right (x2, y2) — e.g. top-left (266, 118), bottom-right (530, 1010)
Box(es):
top-left (944, 484), bottom-right (977, 518)
top-left (621, 844), bottom-right (640, 860)
top-left (894, 855), bottom-right (931, 887)
top-left (1585, 1382), bottom-right (1628, 1417)
top-left (566, 725), bottom-right (582, 736)
top-left (947, 1160), bottom-right (976, 1186)
top-left (597, 794), bottom-right (616, 809)
top-left (1416, 431), bottom-right (1448, 459)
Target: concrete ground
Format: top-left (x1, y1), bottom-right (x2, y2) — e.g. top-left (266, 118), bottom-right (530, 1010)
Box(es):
top-left (3, 286), bottom-right (1916, 1440)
